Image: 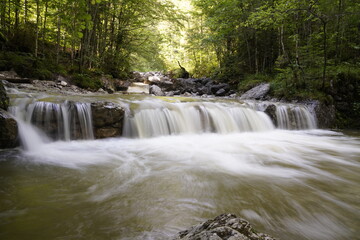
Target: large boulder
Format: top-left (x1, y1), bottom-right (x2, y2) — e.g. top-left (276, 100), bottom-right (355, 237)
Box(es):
top-left (150, 85), bottom-right (164, 96)
top-left (0, 80), bottom-right (9, 110)
top-left (311, 101), bottom-right (335, 129)
top-left (91, 102), bottom-right (125, 139)
top-left (0, 109), bottom-right (19, 149)
top-left (240, 83), bottom-right (270, 100)
top-left (175, 213), bottom-right (277, 240)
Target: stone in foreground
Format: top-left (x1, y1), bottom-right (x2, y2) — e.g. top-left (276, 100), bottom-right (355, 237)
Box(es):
top-left (0, 109), bottom-right (19, 149)
top-left (175, 214), bottom-right (277, 240)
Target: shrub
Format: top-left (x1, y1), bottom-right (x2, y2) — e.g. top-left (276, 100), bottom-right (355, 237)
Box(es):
top-left (71, 74), bottom-right (103, 90)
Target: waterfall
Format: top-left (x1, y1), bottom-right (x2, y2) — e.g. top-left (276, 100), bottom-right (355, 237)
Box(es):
top-left (275, 105), bottom-right (317, 129)
top-left (123, 101), bottom-right (275, 138)
top-left (11, 100), bottom-right (94, 142)
top-left (8, 93), bottom-right (318, 144)
top-left (245, 101), bottom-right (317, 130)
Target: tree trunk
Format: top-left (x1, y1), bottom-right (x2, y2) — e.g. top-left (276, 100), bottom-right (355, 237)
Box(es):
top-left (0, 0), bottom-right (6, 31)
top-left (56, 9), bottom-right (61, 64)
top-left (14, 0), bottom-right (20, 30)
top-left (335, 0), bottom-right (343, 65)
top-left (322, 20), bottom-right (328, 89)
top-left (24, 0), bottom-right (28, 23)
top-left (35, 0), bottom-right (40, 57)
top-left (42, 1), bottom-right (48, 53)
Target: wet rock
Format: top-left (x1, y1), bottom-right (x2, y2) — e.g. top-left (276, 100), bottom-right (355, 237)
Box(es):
top-left (0, 80), bottom-right (9, 110)
top-left (175, 213), bottom-right (277, 240)
top-left (240, 83), bottom-right (270, 100)
top-left (0, 109), bottom-right (19, 149)
top-left (150, 85), bottom-right (164, 96)
top-left (91, 102), bottom-right (125, 139)
top-left (310, 101), bottom-right (335, 129)
top-left (264, 104), bottom-right (277, 126)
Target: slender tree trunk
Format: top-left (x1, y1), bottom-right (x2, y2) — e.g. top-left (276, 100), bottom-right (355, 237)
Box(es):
top-left (35, 0), bottom-right (40, 57)
top-left (335, 0), bottom-right (343, 65)
top-left (42, 1), bottom-right (48, 53)
top-left (56, 10), bottom-right (61, 64)
top-left (0, 0), bottom-right (6, 31)
top-left (322, 20), bottom-right (328, 89)
top-left (254, 31), bottom-right (258, 74)
top-left (24, 0), bottom-right (28, 23)
top-left (14, 0), bottom-right (20, 30)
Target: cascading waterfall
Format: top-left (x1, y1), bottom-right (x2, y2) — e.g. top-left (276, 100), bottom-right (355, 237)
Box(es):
top-left (275, 105), bottom-right (317, 129)
top-left (245, 100), bottom-right (317, 130)
top-left (9, 93), bottom-right (318, 144)
top-left (123, 101), bottom-right (275, 138)
top-left (10, 100), bottom-right (94, 143)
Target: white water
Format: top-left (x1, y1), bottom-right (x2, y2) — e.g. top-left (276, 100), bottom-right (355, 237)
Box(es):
top-left (3, 91), bottom-right (359, 240)
top-left (10, 99), bottom-right (94, 142)
top-left (7, 129), bottom-right (359, 240)
top-left (124, 101), bottom-right (275, 138)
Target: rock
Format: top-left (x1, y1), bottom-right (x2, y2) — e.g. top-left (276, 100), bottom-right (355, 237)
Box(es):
top-left (97, 88), bottom-right (107, 94)
top-left (60, 81), bottom-right (68, 86)
top-left (148, 76), bottom-right (161, 83)
top-left (211, 83), bottom-right (229, 94)
top-left (0, 109), bottom-right (19, 149)
top-left (0, 70), bottom-right (32, 83)
top-left (99, 75), bottom-right (116, 93)
top-left (264, 104), bottom-right (277, 126)
top-left (165, 91), bottom-right (175, 96)
top-left (311, 101), bottom-right (335, 129)
top-left (91, 102), bottom-right (125, 139)
top-left (240, 83), bottom-right (270, 100)
top-left (215, 88), bottom-right (227, 96)
top-left (174, 213), bottom-right (277, 240)
top-left (150, 85), bottom-right (164, 96)
top-left (114, 80), bottom-right (131, 91)
top-left (0, 80), bottom-right (9, 110)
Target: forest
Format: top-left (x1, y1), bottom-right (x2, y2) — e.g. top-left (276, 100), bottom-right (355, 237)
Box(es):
top-left (0, 0), bottom-right (359, 104)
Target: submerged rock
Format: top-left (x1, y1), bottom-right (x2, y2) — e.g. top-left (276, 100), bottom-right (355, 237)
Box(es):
top-left (0, 109), bottom-right (19, 149)
top-left (175, 213), bottom-right (277, 240)
top-left (91, 102), bottom-right (125, 139)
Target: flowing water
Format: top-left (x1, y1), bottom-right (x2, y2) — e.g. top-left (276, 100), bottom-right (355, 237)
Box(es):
top-left (0, 89), bottom-right (359, 240)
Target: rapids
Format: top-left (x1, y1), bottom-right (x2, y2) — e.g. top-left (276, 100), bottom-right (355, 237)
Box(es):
top-left (0, 89), bottom-right (359, 240)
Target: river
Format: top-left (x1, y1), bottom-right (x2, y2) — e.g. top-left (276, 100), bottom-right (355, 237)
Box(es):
top-left (0, 90), bottom-right (359, 240)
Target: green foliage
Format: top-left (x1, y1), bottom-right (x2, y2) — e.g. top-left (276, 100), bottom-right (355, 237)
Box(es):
top-left (238, 74), bottom-right (272, 93)
top-left (0, 51), bottom-right (55, 80)
top-left (71, 74), bottom-right (103, 90)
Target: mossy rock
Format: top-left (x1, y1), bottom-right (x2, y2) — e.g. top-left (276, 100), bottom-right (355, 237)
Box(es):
top-left (0, 81), bottom-right (9, 110)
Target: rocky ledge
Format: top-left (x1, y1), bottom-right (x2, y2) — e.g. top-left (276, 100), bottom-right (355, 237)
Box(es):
top-left (91, 102), bottom-right (125, 139)
top-left (0, 109), bottom-right (19, 148)
top-left (175, 214), bottom-right (277, 240)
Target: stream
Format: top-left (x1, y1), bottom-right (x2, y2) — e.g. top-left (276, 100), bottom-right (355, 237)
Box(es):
top-left (0, 88), bottom-right (359, 240)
